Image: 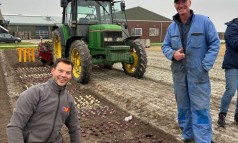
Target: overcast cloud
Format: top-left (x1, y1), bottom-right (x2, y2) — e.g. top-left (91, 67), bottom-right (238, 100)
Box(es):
top-left (0, 0), bottom-right (237, 32)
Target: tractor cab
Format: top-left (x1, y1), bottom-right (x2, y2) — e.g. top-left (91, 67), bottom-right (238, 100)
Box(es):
top-left (62, 0), bottom-right (126, 40)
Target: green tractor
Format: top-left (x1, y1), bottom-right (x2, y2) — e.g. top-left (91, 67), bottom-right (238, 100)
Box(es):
top-left (52, 0), bottom-right (147, 84)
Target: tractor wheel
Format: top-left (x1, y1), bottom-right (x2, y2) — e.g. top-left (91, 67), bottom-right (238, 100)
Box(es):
top-left (98, 63), bottom-right (113, 69)
top-left (122, 41), bottom-right (147, 78)
top-left (69, 40), bottom-right (92, 84)
top-left (52, 29), bottom-right (63, 62)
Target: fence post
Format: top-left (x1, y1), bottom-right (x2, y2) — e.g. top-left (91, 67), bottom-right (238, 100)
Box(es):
top-left (17, 48), bottom-right (22, 62)
top-left (31, 48), bottom-right (35, 62)
top-left (23, 48), bottom-right (27, 62)
top-left (17, 47), bottom-right (36, 62)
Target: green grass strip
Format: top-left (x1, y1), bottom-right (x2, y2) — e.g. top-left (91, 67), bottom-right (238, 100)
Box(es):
top-left (0, 42), bottom-right (38, 50)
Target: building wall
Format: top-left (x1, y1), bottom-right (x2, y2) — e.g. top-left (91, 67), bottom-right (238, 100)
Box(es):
top-left (128, 21), bottom-right (224, 43)
top-left (8, 25), bottom-right (34, 39)
top-left (127, 21), bottom-right (171, 43)
top-left (7, 25), bottom-right (53, 39)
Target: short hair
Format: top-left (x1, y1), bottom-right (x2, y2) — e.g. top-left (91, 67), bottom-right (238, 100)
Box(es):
top-left (53, 58), bottom-right (74, 69)
top-left (174, 0), bottom-right (188, 3)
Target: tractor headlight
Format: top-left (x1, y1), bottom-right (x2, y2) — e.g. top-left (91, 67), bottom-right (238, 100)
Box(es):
top-left (104, 37), bottom-right (123, 42)
top-left (116, 38), bottom-right (123, 42)
top-left (104, 37), bottom-right (113, 42)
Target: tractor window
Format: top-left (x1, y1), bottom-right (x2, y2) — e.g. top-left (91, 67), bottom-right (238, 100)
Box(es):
top-left (98, 2), bottom-right (112, 24)
top-left (65, 2), bottom-right (72, 26)
top-left (78, 7), bottom-right (96, 17)
top-left (77, 6), bottom-right (97, 24)
top-left (112, 1), bottom-right (127, 25)
top-left (77, 0), bottom-right (112, 24)
top-left (112, 1), bottom-right (129, 38)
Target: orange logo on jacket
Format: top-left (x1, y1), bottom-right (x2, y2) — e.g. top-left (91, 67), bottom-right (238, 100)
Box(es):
top-left (62, 106), bottom-right (70, 112)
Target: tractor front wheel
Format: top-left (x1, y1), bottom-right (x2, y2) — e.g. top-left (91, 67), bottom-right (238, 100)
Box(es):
top-left (69, 40), bottom-right (92, 84)
top-left (122, 41), bottom-right (147, 78)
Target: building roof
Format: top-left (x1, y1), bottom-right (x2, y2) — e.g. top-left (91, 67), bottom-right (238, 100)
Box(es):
top-left (3, 14), bottom-right (61, 26)
top-left (126, 6), bottom-right (172, 22)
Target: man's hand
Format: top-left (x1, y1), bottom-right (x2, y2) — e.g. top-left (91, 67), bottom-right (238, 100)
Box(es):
top-left (173, 48), bottom-right (185, 61)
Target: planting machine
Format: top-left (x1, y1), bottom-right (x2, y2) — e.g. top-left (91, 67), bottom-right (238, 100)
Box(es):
top-left (38, 0), bottom-right (147, 84)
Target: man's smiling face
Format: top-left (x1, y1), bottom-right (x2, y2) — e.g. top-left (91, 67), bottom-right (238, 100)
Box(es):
top-left (51, 62), bottom-right (72, 87)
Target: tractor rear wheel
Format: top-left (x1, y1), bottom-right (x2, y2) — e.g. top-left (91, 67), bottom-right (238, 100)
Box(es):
top-left (122, 41), bottom-right (147, 78)
top-left (52, 29), bottom-right (62, 62)
top-left (69, 40), bottom-right (92, 84)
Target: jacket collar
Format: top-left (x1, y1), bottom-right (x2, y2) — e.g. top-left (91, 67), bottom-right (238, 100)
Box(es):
top-left (47, 78), bottom-right (66, 92)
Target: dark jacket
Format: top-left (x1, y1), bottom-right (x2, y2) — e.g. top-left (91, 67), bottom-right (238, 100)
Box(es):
top-left (6, 78), bottom-right (80, 143)
top-left (222, 18), bottom-right (238, 69)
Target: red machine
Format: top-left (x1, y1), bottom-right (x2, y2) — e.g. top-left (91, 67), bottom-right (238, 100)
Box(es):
top-left (37, 40), bottom-right (53, 64)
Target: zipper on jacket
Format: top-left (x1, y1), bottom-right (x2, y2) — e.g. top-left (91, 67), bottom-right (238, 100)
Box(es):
top-left (45, 90), bottom-right (61, 142)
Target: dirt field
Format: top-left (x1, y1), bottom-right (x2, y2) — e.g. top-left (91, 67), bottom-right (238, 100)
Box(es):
top-left (1, 44), bottom-right (238, 143)
top-left (0, 47), bottom-right (180, 143)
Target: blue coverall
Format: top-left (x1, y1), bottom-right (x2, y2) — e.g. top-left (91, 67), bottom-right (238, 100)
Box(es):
top-left (162, 13), bottom-right (220, 142)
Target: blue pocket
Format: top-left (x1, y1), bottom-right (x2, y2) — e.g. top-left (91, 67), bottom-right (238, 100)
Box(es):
top-left (190, 33), bottom-right (204, 48)
top-left (171, 35), bottom-right (181, 50)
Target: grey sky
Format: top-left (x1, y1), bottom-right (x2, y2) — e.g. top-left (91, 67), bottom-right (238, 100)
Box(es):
top-left (0, 0), bottom-right (237, 32)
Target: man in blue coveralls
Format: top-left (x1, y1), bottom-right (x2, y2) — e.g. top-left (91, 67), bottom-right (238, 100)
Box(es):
top-left (162, 0), bottom-right (220, 142)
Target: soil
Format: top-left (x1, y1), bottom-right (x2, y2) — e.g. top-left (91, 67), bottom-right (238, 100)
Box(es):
top-left (1, 44), bottom-right (238, 143)
top-left (0, 51), bottom-right (11, 143)
top-left (0, 48), bottom-right (180, 143)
